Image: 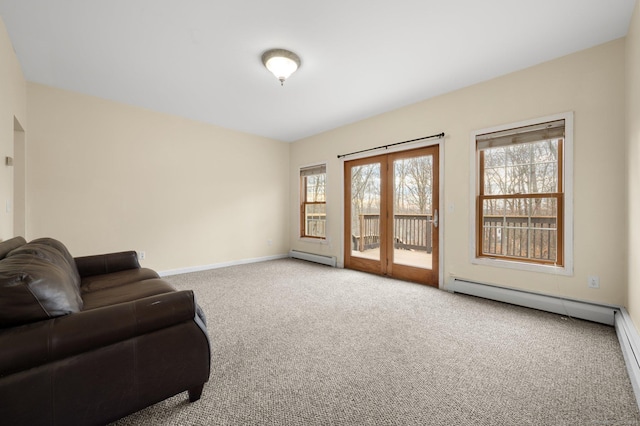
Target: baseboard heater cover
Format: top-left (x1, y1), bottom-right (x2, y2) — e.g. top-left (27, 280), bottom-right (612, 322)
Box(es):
top-left (445, 277), bottom-right (617, 326)
top-left (615, 308), bottom-right (640, 408)
top-left (289, 250), bottom-right (337, 267)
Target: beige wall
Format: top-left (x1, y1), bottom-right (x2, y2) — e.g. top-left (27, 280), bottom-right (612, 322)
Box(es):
top-left (628, 2), bottom-right (640, 328)
top-left (2, 10), bottom-right (636, 309)
top-left (26, 83), bottom-right (290, 272)
top-left (291, 39), bottom-right (627, 306)
top-left (0, 17), bottom-right (27, 240)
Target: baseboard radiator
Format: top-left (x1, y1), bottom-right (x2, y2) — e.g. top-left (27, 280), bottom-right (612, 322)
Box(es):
top-left (615, 308), bottom-right (640, 408)
top-left (289, 250), bottom-right (337, 267)
top-left (445, 277), bottom-right (617, 326)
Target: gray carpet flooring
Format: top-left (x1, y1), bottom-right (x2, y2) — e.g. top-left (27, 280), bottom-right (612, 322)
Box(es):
top-left (113, 258), bottom-right (640, 425)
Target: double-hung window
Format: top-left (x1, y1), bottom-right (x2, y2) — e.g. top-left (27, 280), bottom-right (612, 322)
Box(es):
top-left (473, 114), bottom-right (573, 272)
top-left (300, 164), bottom-right (327, 239)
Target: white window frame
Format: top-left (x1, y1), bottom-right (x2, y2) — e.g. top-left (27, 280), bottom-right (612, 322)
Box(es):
top-left (469, 112), bottom-right (574, 275)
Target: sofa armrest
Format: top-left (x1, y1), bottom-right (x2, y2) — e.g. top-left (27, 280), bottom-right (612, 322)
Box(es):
top-left (0, 290), bottom-right (201, 377)
top-left (74, 250), bottom-right (141, 278)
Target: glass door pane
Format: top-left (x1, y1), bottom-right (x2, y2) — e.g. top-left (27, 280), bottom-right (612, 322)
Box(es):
top-left (350, 163), bottom-right (381, 261)
top-left (392, 154), bottom-right (433, 269)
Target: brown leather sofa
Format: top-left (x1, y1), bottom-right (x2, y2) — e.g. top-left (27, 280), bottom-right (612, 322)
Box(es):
top-left (0, 236), bottom-right (210, 425)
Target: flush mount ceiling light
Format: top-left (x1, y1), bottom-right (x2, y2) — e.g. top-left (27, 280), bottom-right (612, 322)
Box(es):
top-left (261, 48), bottom-right (301, 86)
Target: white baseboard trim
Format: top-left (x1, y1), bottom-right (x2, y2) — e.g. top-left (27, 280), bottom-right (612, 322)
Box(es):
top-left (615, 308), bottom-right (640, 408)
top-left (158, 253), bottom-right (289, 277)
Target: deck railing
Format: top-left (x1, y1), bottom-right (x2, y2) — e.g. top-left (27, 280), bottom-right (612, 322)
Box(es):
top-left (304, 213), bottom-right (326, 238)
top-left (351, 214), bottom-right (557, 261)
top-left (353, 214), bottom-right (433, 253)
top-left (481, 215), bottom-right (557, 261)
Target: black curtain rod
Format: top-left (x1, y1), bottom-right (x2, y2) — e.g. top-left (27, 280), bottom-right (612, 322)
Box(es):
top-left (337, 132), bottom-right (445, 159)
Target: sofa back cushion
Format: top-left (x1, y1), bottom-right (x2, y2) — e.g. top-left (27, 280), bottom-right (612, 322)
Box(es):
top-left (13, 238), bottom-right (82, 291)
top-left (0, 238), bottom-right (83, 328)
top-left (0, 236), bottom-right (26, 260)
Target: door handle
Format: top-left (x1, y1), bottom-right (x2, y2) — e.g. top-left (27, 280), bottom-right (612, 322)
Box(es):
top-left (433, 209), bottom-right (438, 228)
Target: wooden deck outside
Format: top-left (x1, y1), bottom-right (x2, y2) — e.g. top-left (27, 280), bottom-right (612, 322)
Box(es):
top-left (351, 248), bottom-right (433, 269)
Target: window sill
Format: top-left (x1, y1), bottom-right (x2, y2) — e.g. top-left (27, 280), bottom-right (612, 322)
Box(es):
top-left (472, 256), bottom-right (573, 276)
top-left (299, 237), bottom-right (328, 244)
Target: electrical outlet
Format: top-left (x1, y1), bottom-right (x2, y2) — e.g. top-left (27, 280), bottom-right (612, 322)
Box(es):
top-left (267, 239), bottom-right (272, 246)
top-left (588, 275), bottom-right (600, 289)
top-left (138, 251), bottom-right (146, 261)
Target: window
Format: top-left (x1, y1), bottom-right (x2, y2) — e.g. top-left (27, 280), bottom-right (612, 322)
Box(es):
top-left (473, 113), bottom-right (573, 273)
top-left (300, 164), bottom-right (327, 239)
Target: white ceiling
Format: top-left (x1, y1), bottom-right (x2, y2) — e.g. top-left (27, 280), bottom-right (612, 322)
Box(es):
top-left (0, 1), bottom-right (636, 142)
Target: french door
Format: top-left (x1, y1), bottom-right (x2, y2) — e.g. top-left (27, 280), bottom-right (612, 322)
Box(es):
top-left (344, 146), bottom-right (439, 286)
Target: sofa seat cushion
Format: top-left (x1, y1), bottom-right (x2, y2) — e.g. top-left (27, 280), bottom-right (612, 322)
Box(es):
top-left (82, 278), bottom-right (175, 311)
top-left (81, 268), bottom-right (160, 293)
